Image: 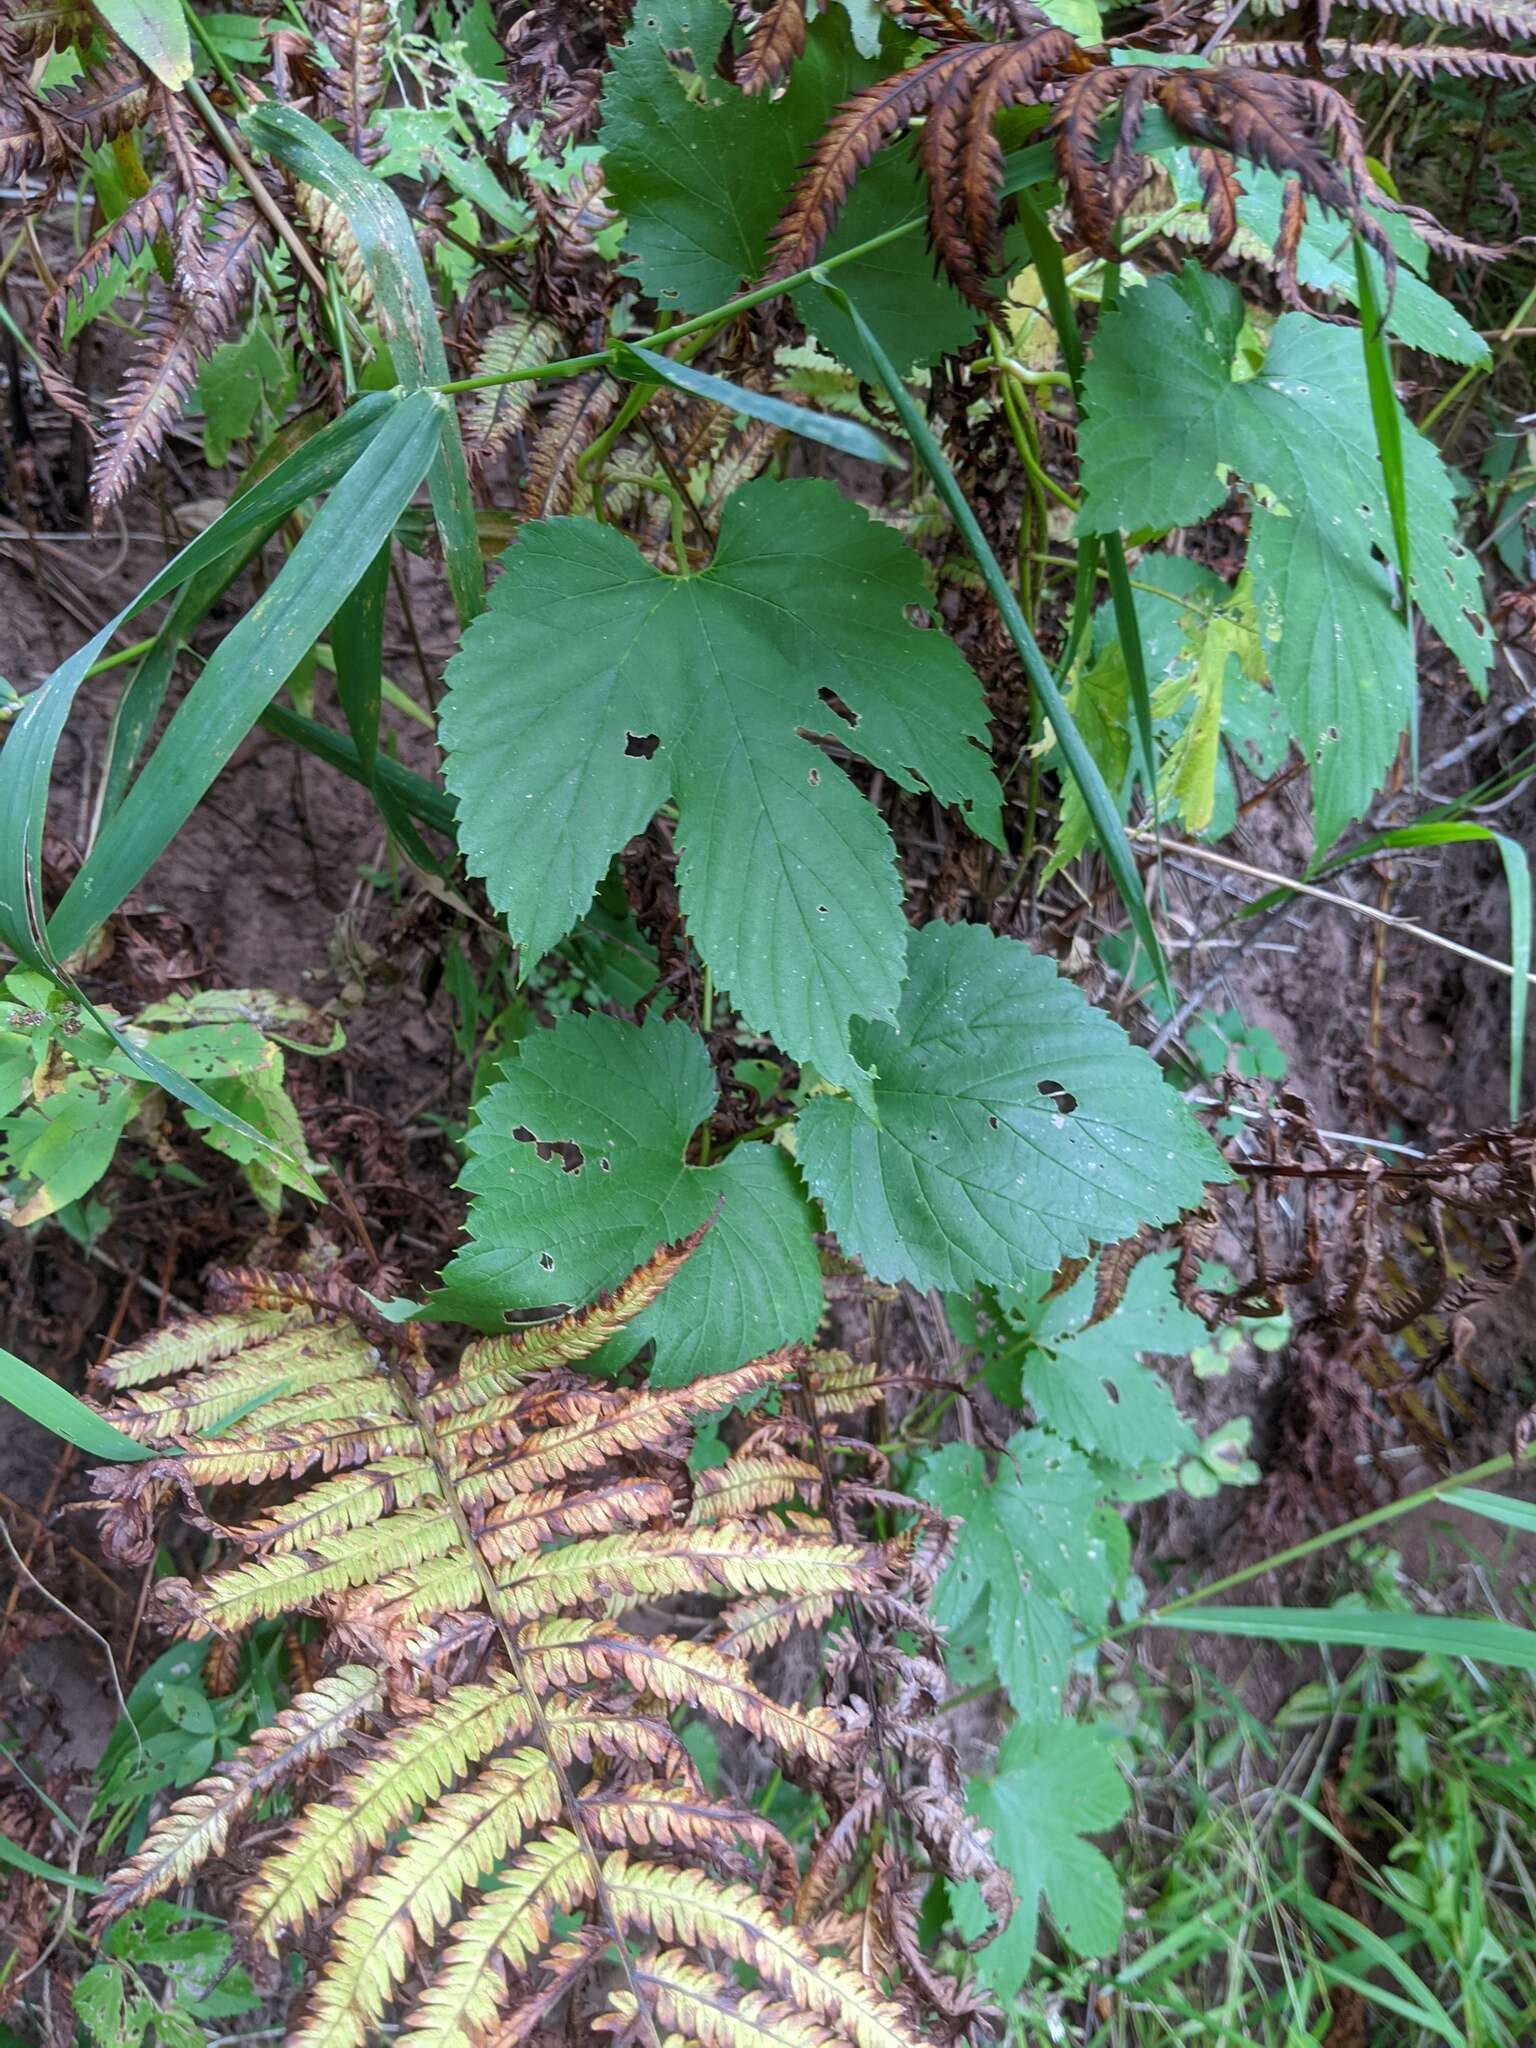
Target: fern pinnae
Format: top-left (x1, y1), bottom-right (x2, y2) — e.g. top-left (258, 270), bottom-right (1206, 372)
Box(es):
top-left (398, 1829), bottom-right (593, 2047)
top-left (611, 1949), bottom-right (846, 2048)
top-left (92, 1666), bottom-right (383, 1925)
top-left (240, 1674), bottom-right (536, 1950)
top-left (92, 1243), bottom-right (937, 2046)
top-left (601, 1858), bottom-right (925, 2048)
top-left (738, 0), bottom-right (809, 94)
top-left (765, 43), bottom-right (978, 282)
top-left (460, 313), bottom-right (566, 462)
top-left (292, 1749), bottom-right (569, 2048)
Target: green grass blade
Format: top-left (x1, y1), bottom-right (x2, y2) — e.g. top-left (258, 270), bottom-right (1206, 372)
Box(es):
top-left (1151, 1605), bottom-right (1536, 1672)
top-left (258, 701), bottom-right (457, 837)
top-left (244, 103), bottom-right (483, 627)
top-left (618, 343), bottom-right (899, 466)
top-left (47, 390), bottom-right (444, 962)
top-left (1093, 265), bottom-right (1160, 852)
top-left (1354, 236), bottom-right (1416, 778)
top-left (0, 1832), bottom-right (104, 1892)
top-left (0, 393), bottom-right (397, 977)
top-left (0, 1346), bottom-right (158, 1462)
top-left (817, 277), bottom-right (1171, 1001)
top-left (1322, 821), bottom-right (1529, 1117)
top-left (1295, 1892), bottom-right (1462, 2046)
top-left (97, 530), bottom-right (267, 824)
top-left (329, 541), bottom-right (440, 869)
top-left (1444, 1486), bottom-right (1536, 1533)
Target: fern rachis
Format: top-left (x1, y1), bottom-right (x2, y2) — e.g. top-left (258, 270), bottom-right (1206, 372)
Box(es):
top-left (87, 1236), bottom-right (973, 2047)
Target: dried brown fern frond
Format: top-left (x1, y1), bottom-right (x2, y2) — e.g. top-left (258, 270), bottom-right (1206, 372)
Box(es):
top-left (461, 312), bottom-right (567, 463)
top-left (0, 0), bottom-right (95, 59)
top-left (736, 0), bottom-right (812, 94)
top-left (0, 59), bottom-right (149, 185)
top-left (1228, 36), bottom-right (1536, 81)
top-left (760, 18), bottom-right (1453, 308)
top-left (310, 0), bottom-right (390, 163)
top-left (522, 368), bottom-right (622, 516)
top-left (86, 1235), bottom-right (954, 2048)
top-left (90, 201), bottom-right (270, 517)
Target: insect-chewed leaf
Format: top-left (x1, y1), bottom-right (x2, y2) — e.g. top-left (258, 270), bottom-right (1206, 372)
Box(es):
top-left (798, 921), bottom-right (1227, 1293)
top-left (441, 481), bottom-right (1000, 1120)
top-left (92, 1253), bottom-right (929, 2044)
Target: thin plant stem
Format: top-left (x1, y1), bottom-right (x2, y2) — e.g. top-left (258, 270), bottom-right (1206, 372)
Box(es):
top-left (1097, 1451), bottom-right (1518, 1646)
top-left (1133, 830), bottom-right (1536, 992)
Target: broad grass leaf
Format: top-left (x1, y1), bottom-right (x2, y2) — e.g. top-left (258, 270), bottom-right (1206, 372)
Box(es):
top-left (797, 922), bottom-right (1225, 1291)
top-left (430, 1009), bottom-right (822, 1383)
top-left (1151, 1605), bottom-right (1536, 1672)
top-left (244, 105), bottom-right (483, 627)
top-left (0, 1346), bottom-right (159, 1462)
top-left (48, 391), bottom-right (444, 963)
top-left (441, 479), bottom-right (999, 1111)
top-left (601, 0), bottom-right (977, 373)
top-left (1077, 267), bottom-right (1490, 847)
top-left (955, 1720), bottom-right (1129, 1995)
top-left (94, 0), bottom-right (191, 86)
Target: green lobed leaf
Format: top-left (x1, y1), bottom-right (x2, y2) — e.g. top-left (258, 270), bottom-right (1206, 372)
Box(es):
top-left (442, 479), bottom-right (1000, 1111)
top-left (918, 1431), bottom-right (1125, 1723)
top-left (429, 1008), bottom-right (823, 1383)
top-left (797, 922), bottom-right (1226, 1292)
top-left (1015, 1255), bottom-right (1204, 1479)
top-left (1077, 267), bottom-right (1490, 848)
top-left (600, 0), bottom-right (978, 374)
top-left (955, 1719), bottom-right (1130, 1997)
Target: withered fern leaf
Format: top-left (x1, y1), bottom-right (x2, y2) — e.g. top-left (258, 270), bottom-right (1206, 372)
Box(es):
top-left (310, 0), bottom-right (391, 164)
top-left (90, 202), bottom-right (270, 517)
top-left (87, 1233), bottom-right (941, 2048)
top-left (762, 3), bottom-right (1519, 308)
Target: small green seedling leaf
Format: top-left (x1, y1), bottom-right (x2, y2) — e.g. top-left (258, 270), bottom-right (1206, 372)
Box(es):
top-left (956, 1720), bottom-right (1130, 1997)
top-left (918, 1431), bottom-right (1125, 1722)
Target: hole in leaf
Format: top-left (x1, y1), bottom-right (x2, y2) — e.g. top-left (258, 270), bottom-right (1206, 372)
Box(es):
top-left (987, 1114), bottom-right (999, 1130)
top-left (817, 686), bottom-right (859, 729)
top-left (513, 1124), bottom-right (585, 1173)
top-left (1102, 1378), bottom-right (1121, 1406)
top-left (1036, 1080), bottom-right (1078, 1115)
top-left (807, 766), bottom-right (821, 786)
top-left (625, 731), bottom-right (660, 759)
top-left (538, 1251), bottom-right (555, 1272)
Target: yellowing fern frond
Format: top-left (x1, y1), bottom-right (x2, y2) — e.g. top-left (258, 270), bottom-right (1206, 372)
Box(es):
top-left (89, 1239), bottom-right (942, 2047)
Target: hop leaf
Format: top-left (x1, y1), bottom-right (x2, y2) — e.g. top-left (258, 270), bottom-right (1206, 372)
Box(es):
top-left (797, 921), bottom-right (1227, 1293)
top-left (432, 1008), bottom-right (823, 1384)
top-left (441, 481), bottom-right (1001, 1114)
